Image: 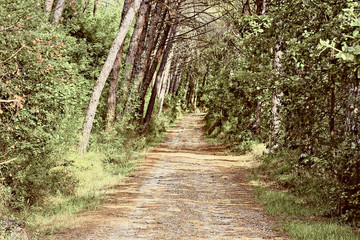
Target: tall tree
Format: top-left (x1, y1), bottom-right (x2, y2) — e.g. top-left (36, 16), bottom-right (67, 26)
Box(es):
top-left (118, 0), bottom-right (152, 114)
top-left (143, 22), bottom-right (179, 130)
top-left (53, 0), bottom-right (66, 26)
top-left (105, 0), bottom-right (133, 130)
top-left (79, 0), bottom-right (142, 154)
top-left (45, 0), bottom-right (55, 14)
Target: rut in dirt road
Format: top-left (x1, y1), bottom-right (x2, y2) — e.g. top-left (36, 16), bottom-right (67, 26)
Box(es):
top-left (52, 114), bottom-right (288, 240)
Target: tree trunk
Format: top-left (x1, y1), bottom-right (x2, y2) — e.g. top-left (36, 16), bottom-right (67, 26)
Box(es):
top-left (53, 0), bottom-right (66, 26)
top-left (93, 0), bottom-right (98, 16)
top-left (168, 56), bottom-right (179, 94)
top-left (329, 75), bottom-right (335, 148)
top-left (173, 64), bottom-right (185, 95)
top-left (82, 0), bottom-right (90, 13)
top-left (255, 100), bottom-right (262, 135)
top-left (105, 0), bottom-right (132, 130)
top-left (138, 0), bottom-right (181, 122)
top-left (158, 49), bottom-right (173, 114)
top-left (190, 76), bottom-right (197, 109)
top-left (270, 41), bottom-right (282, 150)
top-left (45, 0), bottom-right (55, 14)
top-left (78, 0), bottom-right (142, 154)
top-left (119, 0), bottom-right (151, 112)
top-left (144, 23), bottom-right (178, 129)
top-left (133, 0), bottom-right (167, 91)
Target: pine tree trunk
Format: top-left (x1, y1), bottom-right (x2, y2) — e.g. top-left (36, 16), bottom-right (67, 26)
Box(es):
top-left (82, 0), bottom-right (90, 13)
top-left (270, 41), bottom-right (282, 150)
top-left (133, 0), bottom-right (167, 91)
top-left (53, 0), bottom-right (66, 26)
top-left (45, 0), bottom-right (55, 14)
top-left (105, 0), bottom-right (133, 130)
top-left (78, 0), bottom-right (142, 154)
top-left (138, 0), bottom-right (181, 122)
top-left (158, 49), bottom-right (173, 114)
top-left (119, 0), bottom-right (151, 112)
top-left (93, 0), bottom-right (98, 15)
top-left (173, 65), bottom-right (185, 95)
top-left (329, 76), bottom-right (335, 148)
top-left (144, 23), bottom-right (178, 129)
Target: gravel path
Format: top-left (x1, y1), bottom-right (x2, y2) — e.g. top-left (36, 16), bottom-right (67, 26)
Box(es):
top-left (51, 114), bottom-right (288, 240)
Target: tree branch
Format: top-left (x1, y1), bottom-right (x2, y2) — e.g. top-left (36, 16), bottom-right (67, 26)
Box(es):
top-left (0, 158), bottom-right (17, 166)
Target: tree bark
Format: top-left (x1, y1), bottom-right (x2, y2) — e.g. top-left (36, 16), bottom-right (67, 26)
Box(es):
top-left (53, 0), bottom-right (66, 26)
top-left (158, 49), bottom-right (173, 114)
top-left (158, 63), bottom-right (171, 113)
top-left (119, 0), bottom-right (151, 113)
top-left (82, 0), bottom-right (90, 13)
top-left (138, 24), bottom-right (171, 121)
top-left (138, 0), bottom-right (181, 122)
top-left (270, 41), bottom-right (282, 150)
top-left (133, 1), bottom-right (167, 91)
top-left (45, 0), bottom-right (55, 14)
top-left (78, 0), bottom-right (142, 154)
top-left (173, 64), bottom-right (185, 95)
top-left (144, 23), bottom-right (178, 129)
top-left (105, 0), bottom-right (132, 130)
top-left (93, 0), bottom-right (98, 16)
top-left (329, 75), bottom-right (335, 148)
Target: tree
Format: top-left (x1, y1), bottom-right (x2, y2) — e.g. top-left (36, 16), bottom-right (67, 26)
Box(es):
top-left (53, 0), bottom-right (66, 26)
top-left (105, 0), bottom-right (133, 130)
top-left (78, 0), bottom-right (142, 154)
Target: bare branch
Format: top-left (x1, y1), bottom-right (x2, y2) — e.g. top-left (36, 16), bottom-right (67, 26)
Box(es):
top-left (0, 158), bottom-right (17, 166)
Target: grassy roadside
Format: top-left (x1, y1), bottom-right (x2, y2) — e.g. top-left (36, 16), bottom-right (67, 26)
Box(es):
top-left (15, 114), bottom-right (181, 239)
top-left (249, 144), bottom-right (360, 240)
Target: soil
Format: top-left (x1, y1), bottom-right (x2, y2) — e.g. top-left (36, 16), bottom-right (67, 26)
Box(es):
top-left (49, 114), bottom-right (289, 240)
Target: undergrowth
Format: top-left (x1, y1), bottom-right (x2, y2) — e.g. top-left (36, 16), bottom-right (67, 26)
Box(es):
top-left (0, 104), bottom-right (180, 239)
top-left (252, 146), bottom-right (360, 240)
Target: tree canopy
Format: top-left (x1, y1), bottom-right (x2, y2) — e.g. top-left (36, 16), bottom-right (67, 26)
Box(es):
top-left (0, 0), bottom-right (359, 227)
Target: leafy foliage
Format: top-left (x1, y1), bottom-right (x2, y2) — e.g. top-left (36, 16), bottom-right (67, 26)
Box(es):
top-left (195, 0), bottom-right (360, 225)
top-left (0, 0), bottom-right (119, 210)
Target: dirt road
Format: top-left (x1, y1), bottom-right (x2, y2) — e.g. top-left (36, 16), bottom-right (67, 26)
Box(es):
top-left (51, 114), bottom-right (287, 239)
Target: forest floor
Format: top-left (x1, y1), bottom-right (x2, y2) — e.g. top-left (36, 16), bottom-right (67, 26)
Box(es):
top-left (48, 114), bottom-right (289, 240)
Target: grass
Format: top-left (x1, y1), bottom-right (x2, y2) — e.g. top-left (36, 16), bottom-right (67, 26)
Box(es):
top-left (25, 151), bottom-right (133, 237)
top-left (22, 113), bottom-right (177, 238)
top-left (283, 221), bottom-right (360, 240)
top-left (250, 144), bottom-right (360, 240)
top-left (255, 187), bottom-right (320, 218)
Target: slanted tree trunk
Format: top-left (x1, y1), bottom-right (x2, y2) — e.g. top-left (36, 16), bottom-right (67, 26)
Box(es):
top-left (105, 0), bottom-right (133, 130)
top-left (53, 0), bottom-right (66, 26)
top-left (173, 63), bottom-right (185, 95)
top-left (167, 56), bottom-right (180, 94)
top-left (82, 0), bottom-right (90, 13)
top-left (133, 0), bottom-right (167, 91)
top-left (79, 0), bottom-right (142, 154)
top-left (158, 49), bottom-right (173, 114)
top-left (93, 0), bottom-right (98, 15)
top-left (45, 0), bottom-right (55, 14)
top-left (119, 0), bottom-right (151, 112)
top-left (143, 23), bottom-right (178, 129)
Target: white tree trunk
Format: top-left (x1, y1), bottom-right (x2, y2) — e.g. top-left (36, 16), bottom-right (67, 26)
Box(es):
top-left (45, 0), bottom-right (55, 14)
top-left (270, 41), bottom-right (283, 149)
top-left (158, 48), bottom-right (173, 114)
top-left (78, 0), bottom-right (142, 154)
top-left (53, 0), bottom-right (66, 26)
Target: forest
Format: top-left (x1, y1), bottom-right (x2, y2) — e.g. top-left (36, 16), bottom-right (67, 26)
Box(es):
top-left (0, 0), bottom-right (360, 238)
